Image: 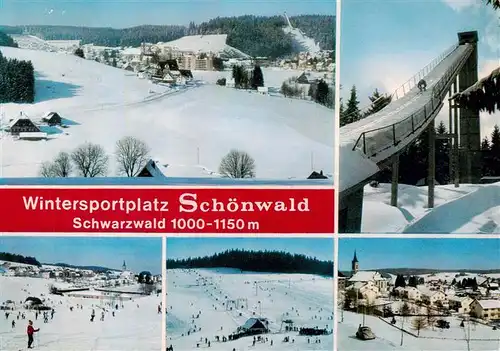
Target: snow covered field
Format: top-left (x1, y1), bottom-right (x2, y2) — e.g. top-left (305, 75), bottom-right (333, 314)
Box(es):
top-left (338, 311), bottom-right (499, 351)
top-left (340, 310), bottom-right (499, 351)
top-left (167, 268), bottom-right (334, 351)
top-left (0, 47), bottom-right (334, 179)
top-left (361, 182), bottom-right (500, 234)
top-left (0, 276), bottom-right (161, 350)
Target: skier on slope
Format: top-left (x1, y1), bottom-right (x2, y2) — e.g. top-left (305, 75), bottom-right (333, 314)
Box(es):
top-left (418, 79), bottom-right (427, 92)
top-left (27, 320), bottom-right (40, 349)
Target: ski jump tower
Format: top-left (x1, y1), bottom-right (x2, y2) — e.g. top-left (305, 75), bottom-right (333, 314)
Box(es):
top-left (339, 31), bottom-right (480, 233)
top-left (283, 12), bottom-right (293, 28)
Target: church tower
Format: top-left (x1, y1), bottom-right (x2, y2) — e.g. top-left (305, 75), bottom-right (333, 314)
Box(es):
top-left (122, 260), bottom-right (127, 271)
top-left (351, 250), bottom-right (359, 275)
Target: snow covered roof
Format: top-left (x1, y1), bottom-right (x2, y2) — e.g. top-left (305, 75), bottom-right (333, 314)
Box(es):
top-left (139, 159), bottom-right (222, 179)
top-left (475, 299), bottom-right (500, 309)
top-left (122, 47), bottom-right (141, 56)
top-left (349, 271), bottom-right (384, 283)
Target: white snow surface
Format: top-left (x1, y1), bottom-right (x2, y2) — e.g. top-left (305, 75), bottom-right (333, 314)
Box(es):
top-left (167, 268), bottom-right (334, 351)
top-left (162, 34), bottom-right (250, 59)
top-left (361, 182), bottom-right (500, 234)
top-left (283, 27), bottom-right (321, 54)
top-left (0, 276), bottom-right (161, 350)
top-left (192, 68), bottom-right (326, 88)
top-left (339, 44), bottom-right (472, 192)
top-left (338, 311), bottom-right (499, 351)
top-left (0, 47), bottom-right (334, 179)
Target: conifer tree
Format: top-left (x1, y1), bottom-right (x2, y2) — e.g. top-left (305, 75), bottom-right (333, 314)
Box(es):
top-left (364, 88), bottom-right (392, 117)
top-left (344, 85), bottom-right (360, 124)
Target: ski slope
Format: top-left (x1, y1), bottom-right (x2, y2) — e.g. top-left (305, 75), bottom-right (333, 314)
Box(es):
top-left (338, 311), bottom-right (499, 351)
top-left (361, 182), bottom-right (500, 234)
top-left (283, 27), bottom-right (321, 54)
top-left (162, 34), bottom-right (250, 59)
top-left (0, 47), bottom-right (334, 179)
top-left (167, 268), bottom-right (334, 351)
top-left (340, 44), bottom-right (473, 192)
top-left (0, 276), bottom-right (161, 351)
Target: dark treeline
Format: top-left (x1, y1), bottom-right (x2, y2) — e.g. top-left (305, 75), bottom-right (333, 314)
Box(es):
top-left (0, 30), bottom-right (18, 47)
top-left (167, 249), bottom-right (334, 276)
top-left (0, 252), bottom-right (42, 267)
top-left (50, 263), bottom-right (114, 273)
top-left (0, 15), bottom-right (334, 58)
top-left (0, 50), bottom-right (35, 103)
top-left (394, 274), bottom-right (425, 288)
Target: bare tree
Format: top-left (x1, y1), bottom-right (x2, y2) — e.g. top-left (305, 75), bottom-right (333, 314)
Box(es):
top-left (426, 305), bottom-right (436, 330)
top-left (52, 151), bottom-right (72, 177)
top-left (39, 161), bottom-right (56, 177)
top-left (411, 316), bottom-right (428, 336)
top-left (219, 149), bottom-right (256, 178)
top-left (71, 142), bottom-right (109, 177)
top-left (115, 136), bottom-right (150, 176)
top-left (400, 301), bottom-right (411, 316)
top-left (39, 152), bottom-right (72, 177)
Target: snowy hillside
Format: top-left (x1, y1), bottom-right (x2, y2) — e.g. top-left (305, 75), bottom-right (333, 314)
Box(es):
top-left (0, 47), bottom-right (334, 179)
top-left (0, 276), bottom-right (161, 350)
top-left (338, 311), bottom-right (499, 351)
top-left (361, 183), bottom-right (500, 233)
top-left (162, 34), bottom-right (250, 59)
top-left (167, 268), bottom-right (334, 351)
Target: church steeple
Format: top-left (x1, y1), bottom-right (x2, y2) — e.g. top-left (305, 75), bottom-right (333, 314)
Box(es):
top-left (351, 250), bottom-right (359, 275)
top-left (122, 260), bottom-right (127, 271)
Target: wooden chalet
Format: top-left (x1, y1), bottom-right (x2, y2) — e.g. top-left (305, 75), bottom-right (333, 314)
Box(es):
top-left (9, 118), bottom-right (41, 136)
top-left (42, 112), bottom-right (63, 126)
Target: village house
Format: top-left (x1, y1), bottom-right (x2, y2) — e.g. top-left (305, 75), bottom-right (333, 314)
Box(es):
top-left (42, 112), bottom-right (63, 126)
top-left (347, 281), bottom-right (379, 304)
top-left (307, 170), bottom-right (328, 179)
top-left (9, 117), bottom-right (41, 135)
top-left (469, 299), bottom-right (500, 321)
top-left (418, 286), bottom-right (448, 307)
top-left (448, 296), bottom-right (474, 314)
top-left (403, 286), bottom-right (422, 301)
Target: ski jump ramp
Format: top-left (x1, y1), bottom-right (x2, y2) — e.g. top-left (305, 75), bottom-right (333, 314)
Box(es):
top-left (339, 32), bottom-right (478, 232)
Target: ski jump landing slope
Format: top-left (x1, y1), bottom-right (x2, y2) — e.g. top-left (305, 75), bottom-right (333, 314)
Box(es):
top-left (403, 182), bottom-right (500, 234)
top-left (339, 43), bottom-right (474, 193)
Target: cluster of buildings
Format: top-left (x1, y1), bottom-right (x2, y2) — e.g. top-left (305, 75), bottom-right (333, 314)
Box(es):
top-left (0, 260), bottom-right (158, 287)
top-left (1, 111), bottom-right (77, 141)
top-left (278, 51), bottom-right (335, 73)
top-left (339, 252), bottom-right (500, 323)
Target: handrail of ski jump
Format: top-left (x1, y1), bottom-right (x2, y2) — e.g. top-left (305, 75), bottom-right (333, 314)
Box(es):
top-left (389, 44), bottom-right (458, 101)
top-left (341, 44), bottom-right (458, 122)
top-left (351, 43), bottom-right (474, 160)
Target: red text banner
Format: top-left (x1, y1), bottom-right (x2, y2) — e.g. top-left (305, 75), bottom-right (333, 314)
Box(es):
top-left (0, 187), bottom-right (335, 233)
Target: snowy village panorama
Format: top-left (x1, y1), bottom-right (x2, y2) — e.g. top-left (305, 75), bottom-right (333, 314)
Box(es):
top-left (338, 238), bottom-right (500, 351)
top-left (0, 1), bottom-right (335, 181)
